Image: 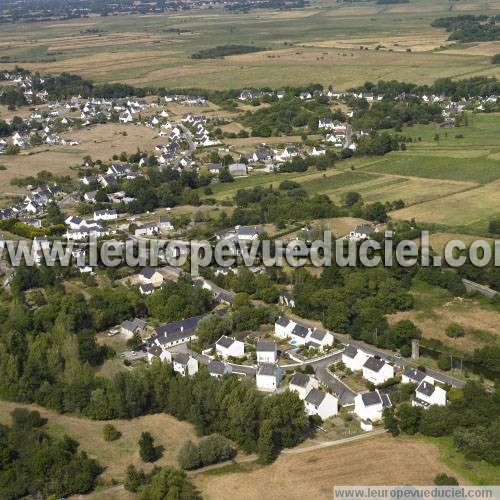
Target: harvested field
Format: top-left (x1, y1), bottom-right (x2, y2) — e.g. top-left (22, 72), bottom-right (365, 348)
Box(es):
top-left (194, 434), bottom-right (467, 500)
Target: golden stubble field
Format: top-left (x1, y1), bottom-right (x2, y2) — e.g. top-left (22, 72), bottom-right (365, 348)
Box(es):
top-left (2, 0), bottom-right (500, 89)
top-left (0, 123), bottom-right (161, 194)
top-left (193, 434), bottom-right (467, 500)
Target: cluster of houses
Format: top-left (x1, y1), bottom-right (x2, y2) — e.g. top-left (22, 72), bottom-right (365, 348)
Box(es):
top-left (342, 344), bottom-right (447, 428)
top-left (275, 316), bottom-right (334, 351)
top-left (64, 213), bottom-right (116, 240)
top-left (0, 184), bottom-right (61, 224)
top-left (182, 114), bottom-right (219, 148)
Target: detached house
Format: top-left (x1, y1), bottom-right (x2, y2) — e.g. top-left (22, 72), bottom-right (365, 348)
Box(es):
top-left (138, 267), bottom-right (163, 287)
top-left (94, 209), bottom-right (117, 221)
top-left (354, 390), bottom-right (391, 422)
top-left (256, 341), bottom-right (277, 364)
top-left (289, 373), bottom-right (319, 400)
top-left (135, 222), bottom-right (159, 237)
top-left (402, 367), bottom-right (433, 385)
top-left (154, 314), bottom-right (204, 348)
top-left (304, 389), bottom-right (338, 420)
top-left (349, 225), bottom-right (377, 241)
top-left (342, 345), bottom-right (370, 371)
top-left (215, 336), bottom-right (245, 360)
top-left (236, 225), bottom-right (263, 241)
top-left (172, 353), bottom-right (199, 377)
top-left (413, 381), bottom-right (447, 408)
top-left (208, 359), bottom-right (232, 378)
top-left (307, 330), bottom-right (334, 351)
top-left (256, 363), bottom-right (282, 392)
top-left (362, 356), bottom-right (394, 385)
top-left (121, 318), bottom-right (148, 339)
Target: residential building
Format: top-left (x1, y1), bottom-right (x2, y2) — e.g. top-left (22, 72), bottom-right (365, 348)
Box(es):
top-left (256, 363), bottom-right (282, 392)
top-left (413, 381), bottom-right (447, 408)
top-left (289, 373), bottom-right (319, 400)
top-left (362, 356), bottom-right (394, 385)
top-left (342, 345), bottom-right (370, 371)
top-left (208, 359), bottom-right (232, 378)
top-left (304, 389), bottom-right (338, 420)
top-left (172, 353), bottom-right (199, 377)
top-left (138, 267), bottom-right (163, 287)
top-left (215, 336), bottom-right (245, 359)
top-left (354, 390), bottom-right (391, 422)
top-left (256, 341), bottom-right (277, 364)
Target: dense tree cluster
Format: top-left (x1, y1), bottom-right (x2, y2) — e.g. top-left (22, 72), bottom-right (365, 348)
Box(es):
top-left (241, 95), bottom-right (331, 136)
top-left (0, 408), bottom-right (101, 499)
top-left (178, 433), bottom-right (235, 469)
top-left (294, 265), bottom-right (415, 349)
top-left (384, 382), bottom-right (500, 465)
top-left (432, 15), bottom-right (500, 42)
top-left (125, 464), bottom-right (201, 499)
top-left (192, 45), bottom-right (267, 59)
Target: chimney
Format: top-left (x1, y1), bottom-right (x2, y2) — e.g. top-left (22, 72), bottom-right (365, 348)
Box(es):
top-left (180, 325), bottom-right (184, 332)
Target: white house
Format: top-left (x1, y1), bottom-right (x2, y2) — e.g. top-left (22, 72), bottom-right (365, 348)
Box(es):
top-left (215, 336), bottom-right (245, 359)
top-left (138, 267), bottom-right (164, 287)
top-left (413, 381), bottom-right (447, 408)
top-left (154, 314), bottom-right (203, 349)
top-left (256, 363), bottom-right (282, 392)
top-left (304, 388), bottom-right (338, 420)
top-left (65, 215), bottom-right (86, 230)
top-left (159, 216), bottom-right (174, 231)
top-left (94, 209), bottom-right (117, 221)
top-left (354, 390), bottom-right (391, 422)
top-left (307, 330), bottom-right (334, 351)
top-left (208, 359), bottom-right (232, 378)
top-left (147, 345), bottom-right (172, 364)
top-left (362, 356), bottom-right (394, 385)
top-left (342, 345), bottom-right (370, 371)
top-left (256, 341), bottom-right (277, 364)
top-left (402, 367), bottom-right (433, 385)
top-left (349, 225), bottom-right (377, 241)
top-left (135, 222), bottom-right (159, 237)
top-left (289, 372), bottom-right (319, 400)
top-left (274, 316), bottom-right (315, 346)
top-left (311, 145), bottom-right (326, 156)
top-left (236, 225), bottom-right (263, 241)
top-left (172, 353), bottom-right (199, 377)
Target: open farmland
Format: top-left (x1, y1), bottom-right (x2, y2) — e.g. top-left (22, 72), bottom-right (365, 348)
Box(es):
top-left (0, 123), bottom-right (160, 195)
top-left (2, 0), bottom-right (500, 90)
top-left (193, 434), bottom-right (467, 500)
top-left (388, 280), bottom-right (500, 353)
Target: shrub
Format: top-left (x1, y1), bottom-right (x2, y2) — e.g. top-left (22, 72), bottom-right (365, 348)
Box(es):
top-left (103, 423), bottom-right (121, 442)
top-left (434, 473), bottom-right (458, 485)
top-left (446, 323), bottom-right (465, 338)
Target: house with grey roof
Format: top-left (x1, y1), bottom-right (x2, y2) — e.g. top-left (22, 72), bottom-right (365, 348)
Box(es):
top-left (362, 356), bottom-right (394, 385)
top-left (306, 329), bottom-right (334, 351)
top-left (348, 225), bottom-right (378, 241)
top-left (304, 388), bottom-right (338, 420)
top-left (215, 336), bottom-right (245, 360)
top-left (256, 363), bottom-right (282, 392)
top-left (342, 345), bottom-right (370, 371)
top-left (138, 266), bottom-right (163, 287)
top-left (121, 317), bottom-right (148, 339)
top-left (402, 367), bottom-right (432, 385)
top-left (413, 381), bottom-right (446, 408)
top-left (207, 359), bottom-right (232, 378)
top-left (154, 314), bottom-right (204, 348)
top-left (289, 373), bottom-right (319, 400)
top-left (172, 353), bottom-right (198, 377)
top-left (354, 389), bottom-right (391, 422)
top-left (256, 341), bottom-right (277, 363)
